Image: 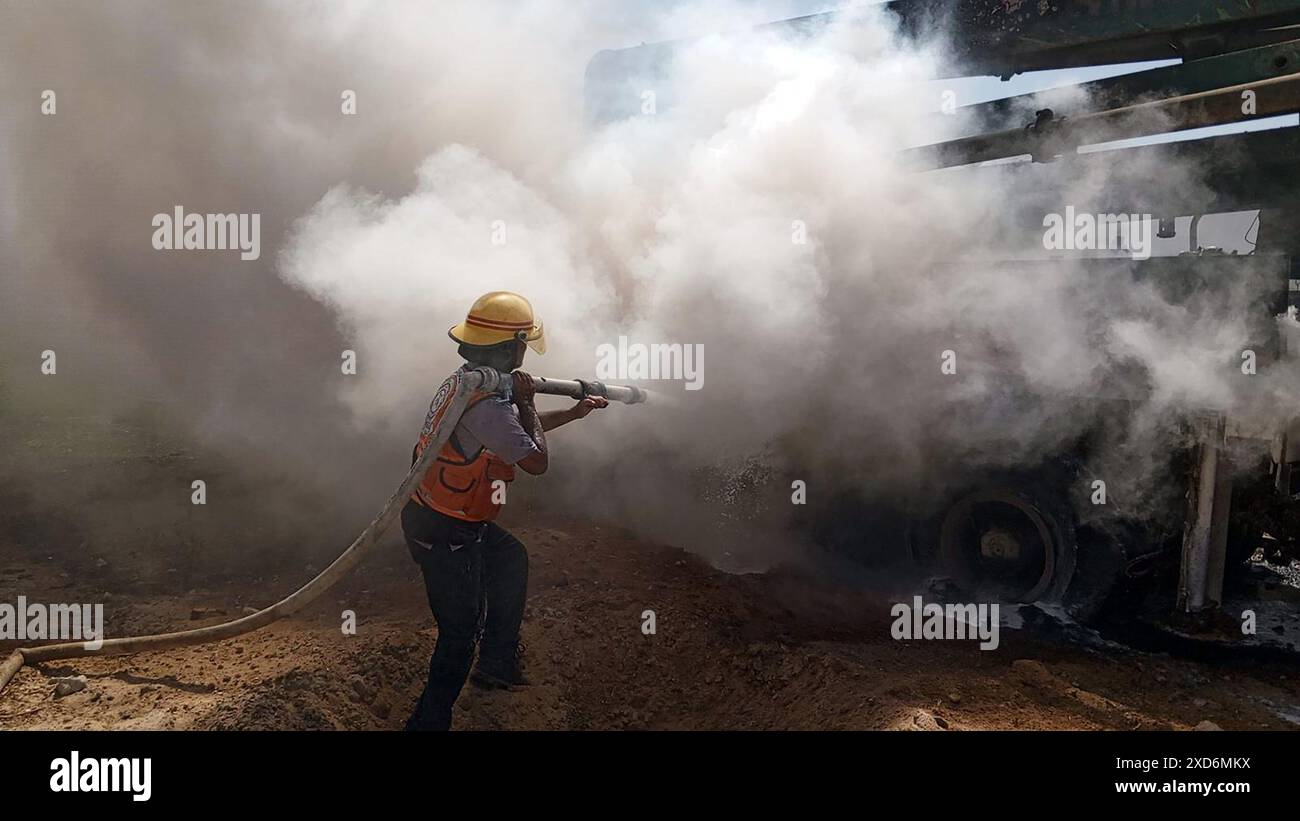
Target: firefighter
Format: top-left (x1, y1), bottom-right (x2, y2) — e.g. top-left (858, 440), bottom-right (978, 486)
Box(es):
top-left (402, 291), bottom-right (608, 731)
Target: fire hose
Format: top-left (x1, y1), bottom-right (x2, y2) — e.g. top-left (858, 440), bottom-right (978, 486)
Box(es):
top-left (0, 369), bottom-right (646, 697)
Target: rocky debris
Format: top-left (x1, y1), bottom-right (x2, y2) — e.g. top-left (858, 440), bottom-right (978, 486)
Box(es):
top-left (1011, 659), bottom-right (1056, 688)
top-left (1194, 720), bottom-right (1223, 731)
top-left (52, 675), bottom-right (88, 698)
top-left (190, 607), bottom-right (227, 620)
top-left (894, 708), bottom-right (949, 731)
top-left (349, 675), bottom-right (377, 703)
top-left (1011, 658), bottom-right (1146, 723)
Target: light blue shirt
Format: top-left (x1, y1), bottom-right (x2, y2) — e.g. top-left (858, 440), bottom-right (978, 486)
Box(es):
top-left (452, 379), bottom-right (540, 466)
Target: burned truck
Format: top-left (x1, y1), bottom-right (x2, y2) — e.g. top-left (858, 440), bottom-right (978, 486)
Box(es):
top-left (586, 0), bottom-right (1300, 628)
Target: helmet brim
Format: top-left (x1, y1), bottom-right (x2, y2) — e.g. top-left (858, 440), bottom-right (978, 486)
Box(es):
top-left (448, 320), bottom-right (545, 355)
top-left (524, 319), bottom-right (546, 355)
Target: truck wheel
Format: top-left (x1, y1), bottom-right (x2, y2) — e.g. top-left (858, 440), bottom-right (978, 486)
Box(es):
top-left (911, 483), bottom-right (1077, 605)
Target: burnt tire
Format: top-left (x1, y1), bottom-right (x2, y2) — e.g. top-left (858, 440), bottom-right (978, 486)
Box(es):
top-left (908, 479), bottom-right (1078, 606)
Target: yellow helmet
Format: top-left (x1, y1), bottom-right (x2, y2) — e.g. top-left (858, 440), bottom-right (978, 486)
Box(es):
top-left (448, 291), bottom-right (546, 354)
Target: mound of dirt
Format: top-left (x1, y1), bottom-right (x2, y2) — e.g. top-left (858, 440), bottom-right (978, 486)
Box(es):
top-left (4, 515), bottom-right (1299, 731)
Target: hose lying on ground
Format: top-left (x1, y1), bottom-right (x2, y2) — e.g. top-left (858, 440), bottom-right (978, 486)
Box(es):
top-left (0, 367), bottom-right (505, 698)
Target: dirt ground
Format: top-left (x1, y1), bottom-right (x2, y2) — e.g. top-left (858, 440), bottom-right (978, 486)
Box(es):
top-left (4, 508), bottom-right (1299, 731)
top-left (2, 408), bottom-right (1298, 730)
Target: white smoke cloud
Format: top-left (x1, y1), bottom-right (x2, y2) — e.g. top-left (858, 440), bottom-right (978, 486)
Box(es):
top-left (3, 0), bottom-right (1295, 570)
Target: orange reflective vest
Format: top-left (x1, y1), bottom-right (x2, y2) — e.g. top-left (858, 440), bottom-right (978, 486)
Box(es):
top-left (411, 370), bottom-right (516, 522)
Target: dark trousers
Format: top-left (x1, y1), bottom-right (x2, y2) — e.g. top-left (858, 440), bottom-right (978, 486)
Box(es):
top-left (401, 500), bottom-right (528, 731)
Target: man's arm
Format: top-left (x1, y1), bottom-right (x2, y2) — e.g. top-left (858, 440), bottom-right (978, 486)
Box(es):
top-left (513, 372), bottom-right (549, 475)
top-left (540, 396), bottom-right (609, 432)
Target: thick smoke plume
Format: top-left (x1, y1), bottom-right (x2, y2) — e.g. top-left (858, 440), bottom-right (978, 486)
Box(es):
top-left (2, 1), bottom-right (1296, 572)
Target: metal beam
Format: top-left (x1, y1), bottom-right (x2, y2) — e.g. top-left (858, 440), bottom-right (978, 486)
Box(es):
top-left (907, 70), bottom-right (1300, 169)
top-left (946, 40), bottom-right (1300, 133)
top-left (584, 1), bottom-right (1300, 123)
top-left (1177, 415), bottom-right (1231, 618)
top-left (942, 124), bottom-right (1300, 224)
